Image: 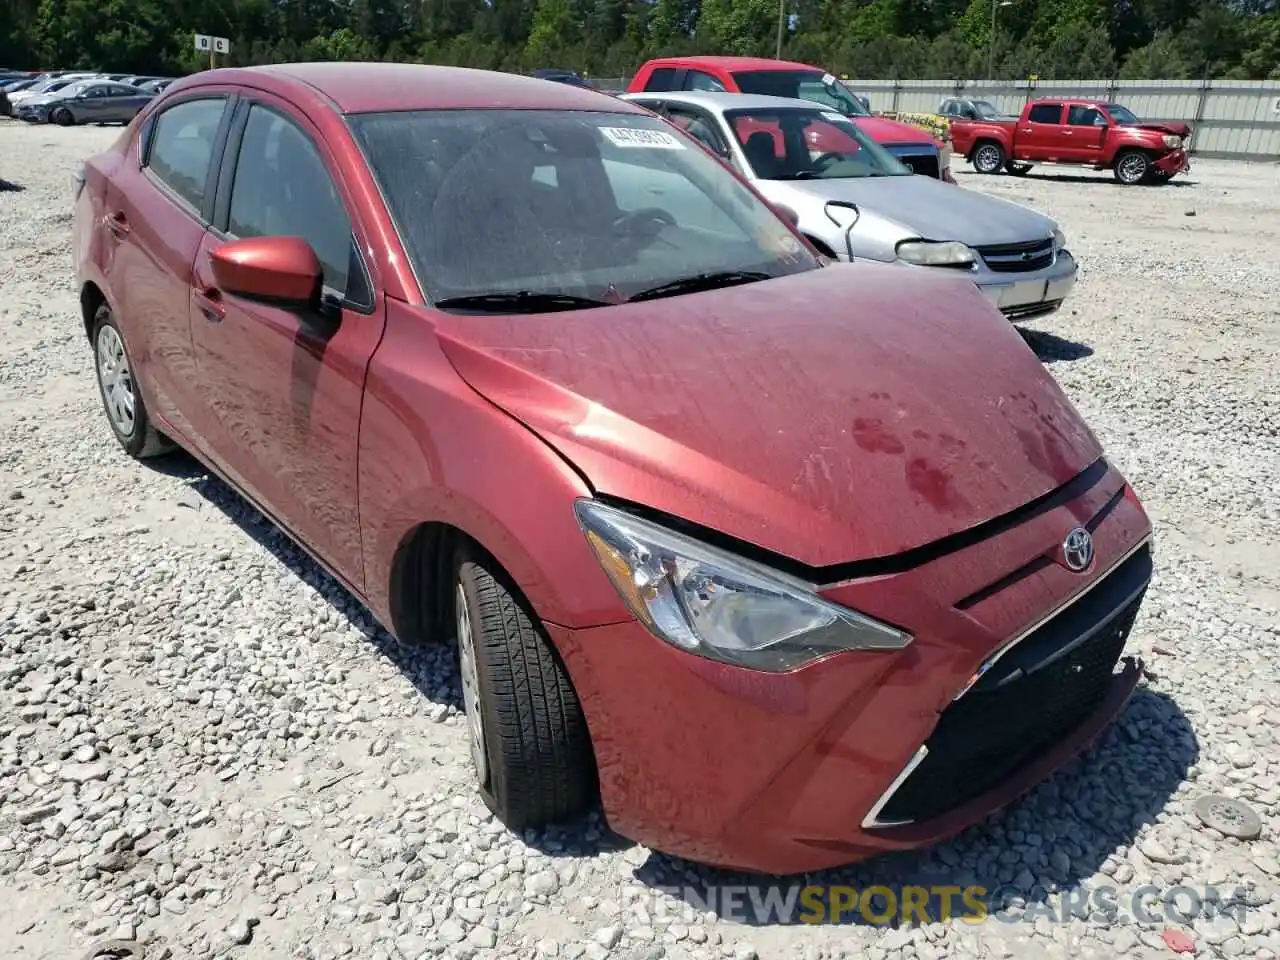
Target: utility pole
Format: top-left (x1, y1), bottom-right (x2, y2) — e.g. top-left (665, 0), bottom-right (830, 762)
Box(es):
top-left (987, 0), bottom-right (1012, 80)
top-left (776, 0), bottom-right (785, 60)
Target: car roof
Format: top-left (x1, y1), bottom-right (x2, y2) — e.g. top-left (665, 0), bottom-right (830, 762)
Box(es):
top-left (642, 56), bottom-right (824, 73)
top-left (622, 90), bottom-right (839, 114)
top-left (171, 62), bottom-right (643, 115)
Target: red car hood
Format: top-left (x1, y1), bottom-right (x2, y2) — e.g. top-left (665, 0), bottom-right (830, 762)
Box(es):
top-left (436, 265), bottom-right (1103, 568)
top-left (1129, 121), bottom-right (1191, 138)
top-left (851, 115), bottom-right (935, 145)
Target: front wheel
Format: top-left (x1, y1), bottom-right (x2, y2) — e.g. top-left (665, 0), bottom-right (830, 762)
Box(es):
top-left (91, 304), bottom-right (173, 459)
top-left (454, 552), bottom-right (596, 830)
top-left (52, 107), bottom-right (74, 126)
top-left (972, 141), bottom-right (1007, 175)
top-left (1114, 150), bottom-right (1151, 185)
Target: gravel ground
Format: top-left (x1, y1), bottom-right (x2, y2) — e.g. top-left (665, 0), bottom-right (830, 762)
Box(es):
top-left (2, 120), bottom-right (1279, 960)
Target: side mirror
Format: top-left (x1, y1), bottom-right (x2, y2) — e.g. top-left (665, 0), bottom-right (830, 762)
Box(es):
top-left (209, 235), bottom-right (322, 308)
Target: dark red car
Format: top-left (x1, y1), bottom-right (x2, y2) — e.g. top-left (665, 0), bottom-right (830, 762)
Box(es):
top-left (74, 62), bottom-right (1153, 875)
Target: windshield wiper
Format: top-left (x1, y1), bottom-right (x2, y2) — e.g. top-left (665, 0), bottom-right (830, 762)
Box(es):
top-left (433, 292), bottom-right (611, 314)
top-left (628, 271), bottom-right (774, 302)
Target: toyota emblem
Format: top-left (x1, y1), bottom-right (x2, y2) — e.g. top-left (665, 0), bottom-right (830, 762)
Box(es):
top-left (1062, 527), bottom-right (1094, 572)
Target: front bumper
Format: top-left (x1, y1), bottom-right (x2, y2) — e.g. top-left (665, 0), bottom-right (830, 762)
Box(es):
top-left (550, 464), bottom-right (1152, 874)
top-left (976, 249), bottom-right (1077, 321)
top-left (1154, 148), bottom-right (1190, 175)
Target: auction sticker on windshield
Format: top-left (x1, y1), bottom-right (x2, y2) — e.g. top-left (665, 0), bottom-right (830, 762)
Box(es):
top-left (600, 127), bottom-right (685, 149)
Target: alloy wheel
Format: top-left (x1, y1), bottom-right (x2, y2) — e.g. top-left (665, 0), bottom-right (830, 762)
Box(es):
top-left (455, 582), bottom-right (489, 785)
top-left (1117, 153), bottom-right (1147, 184)
top-left (96, 324), bottom-right (136, 436)
top-left (975, 145), bottom-right (1002, 173)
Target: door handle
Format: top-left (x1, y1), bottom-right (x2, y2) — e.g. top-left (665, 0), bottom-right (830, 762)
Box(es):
top-left (194, 285), bottom-right (226, 323)
top-left (106, 211), bottom-right (129, 236)
top-left (1062, 130), bottom-right (1073, 136)
top-left (1020, 127), bottom-right (1033, 133)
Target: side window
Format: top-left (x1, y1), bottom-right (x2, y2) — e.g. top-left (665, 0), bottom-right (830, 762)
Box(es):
top-left (643, 67), bottom-right (678, 92)
top-left (83, 85), bottom-right (108, 99)
top-left (1067, 105), bottom-right (1106, 126)
top-left (666, 108), bottom-right (728, 156)
top-left (226, 104), bottom-right (352, 296)
top-left (1028, 103), bottom-right (1062, 124)
top-left (146, 98), bottom-right (227, 213)
top-left (684, 70), bottom-right (726, 92)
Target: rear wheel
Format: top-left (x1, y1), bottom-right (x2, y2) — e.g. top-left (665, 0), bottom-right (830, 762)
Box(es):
top-left (51, 107), bottom-right (74, 126)
top-left (1114, 150), bottom-right (1150, 185)
top-left (91, 304), bottom-right (173, 459)
top-left (454, 551), bottom-right (596, 830)
top-left (972, 141), bottom-right (1006, 175)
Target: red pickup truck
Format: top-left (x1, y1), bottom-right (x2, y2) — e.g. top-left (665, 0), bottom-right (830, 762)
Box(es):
top-left (949, 98), bottom-right (1191, 185)
top-left (627, 56), bottom-right (955, 182)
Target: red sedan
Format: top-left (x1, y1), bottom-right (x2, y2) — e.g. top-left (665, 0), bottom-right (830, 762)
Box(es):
top-left (74, 62), bottom-right (1153, 875)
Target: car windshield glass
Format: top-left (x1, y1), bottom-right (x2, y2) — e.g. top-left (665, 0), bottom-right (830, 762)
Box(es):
top-left (347, 109), bottom-right (818, 311)
top-left (725, 108), bottom-right (913, 181)
top-left (731, 69), bottom-right (871, 117)
top-left (973, 101), bottom-right (1001, 118)
top-left (1105, 103), bottom-right (1139, 124)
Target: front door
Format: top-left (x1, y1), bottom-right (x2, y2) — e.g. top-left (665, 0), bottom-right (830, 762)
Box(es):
top-left (189, 96), bottom-right (385, 588)
top-left (1064, 103), bottom-right (1109, 164)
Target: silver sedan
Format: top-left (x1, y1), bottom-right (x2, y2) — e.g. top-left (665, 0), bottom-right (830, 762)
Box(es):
top-left (621, 91), bottom-right (1077, 322)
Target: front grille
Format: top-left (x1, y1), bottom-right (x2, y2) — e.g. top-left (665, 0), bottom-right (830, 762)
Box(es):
top-left (876, 542), bottom-right (1152, 825)
top-left (977, 238), bottom-right (1055, 273)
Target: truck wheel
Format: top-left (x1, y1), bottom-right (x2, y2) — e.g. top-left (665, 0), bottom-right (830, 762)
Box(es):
top-left (1114, 150), bottom-right (1150, 185)
top-left (1005, 161), bottom-right (1033, 176)
top-left (972, 142), bottom-right (1006, 175)
top-left (454, 550), bottom-right (596, 830)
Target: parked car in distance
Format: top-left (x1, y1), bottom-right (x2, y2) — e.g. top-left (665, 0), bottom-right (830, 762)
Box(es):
top-left (623, 91), bottom-right (1076, 322)
top-left (1, 78), bottom-right (41, 116)
top-left (137, 78), bottom-right (177, 94)
top-left (14, 79), bottom-right (154, 125)
top-left (6, 76), bottom-right (79, 109)
top-left (950, 97), bottom-right (1191, 184)
top-left (533, 68), bottom-right (591, 87)
top-left (75, 61), bottom-right (1153, 876)
top-left (938, 97), bottom-right (1015, 121)
top-left (627, 56), bottom-right (956, 182)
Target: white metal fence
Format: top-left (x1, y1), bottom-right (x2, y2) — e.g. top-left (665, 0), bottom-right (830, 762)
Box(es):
top-left (593, 77), bottom-right (1280, 162)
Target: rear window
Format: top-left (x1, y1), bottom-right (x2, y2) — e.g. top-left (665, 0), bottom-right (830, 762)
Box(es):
top-left (146, 98), bottom-right (226, 212)
top-left (347, 109), bottom-right (818, 309)
top-left (643, 67), bottom-right (678, 92)
top-left (1028, 103), bottom-right (1062, 124)
top-left (732, 70), bottom-right (870, 117)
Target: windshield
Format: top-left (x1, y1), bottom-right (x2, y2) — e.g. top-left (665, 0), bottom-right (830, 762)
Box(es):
top-left (1105, 103), bottom-right (1140, 124)
top-left (348, 109), bottom-right (817, 310)
top-left (731, 69), bottom-right (871, 117)
top-left (726, 108), bottom-right (912, 181)
top-left (973, 101), bottom-right (1001, 119)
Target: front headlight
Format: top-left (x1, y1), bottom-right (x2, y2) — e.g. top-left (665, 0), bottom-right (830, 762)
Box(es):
top-left (895, 239), bottom-right (975, 267)
top-left (1162, 134), bottom-right (1180, 149)
top-left (574, 500), bottom-right (912, 672)
top-left (1053, 228), bottom-right (1066, 252)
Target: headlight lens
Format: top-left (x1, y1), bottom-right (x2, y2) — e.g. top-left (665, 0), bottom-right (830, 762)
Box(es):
top-left (895, 239), bottom-right (975, 267)
top-left (1053, 228), bottom-right (1066, 251)
top-left (574, 500), bottom-right (912, 672)
top-left (1163, 134), bottom-right (1180, 148)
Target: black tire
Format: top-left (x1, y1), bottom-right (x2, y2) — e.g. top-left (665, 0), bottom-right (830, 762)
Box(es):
top-left (52, 107), bottom-right (74, 126)
top-left (972, 140), bottom-right (1006, 174)
top-left (1113, 149), bottom-right (1150, 185)
top-left (454, 551), bottom-right (595, 830)
top-left (1005, 161), bottom-right (1033, 176)
top-left (91, 304), bottom-right (173, 459)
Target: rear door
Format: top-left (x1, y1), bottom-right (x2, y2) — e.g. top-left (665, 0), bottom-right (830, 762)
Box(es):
top-left (189, 94), bottom-right (384, 587)
top-left (1016, 101), bottom-right (1063, 161)
top-left (103, 92), bottom-right (234, 447)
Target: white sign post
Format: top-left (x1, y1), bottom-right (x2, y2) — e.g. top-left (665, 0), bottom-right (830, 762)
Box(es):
top-left (194, 33), bottom-right (230, 69)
